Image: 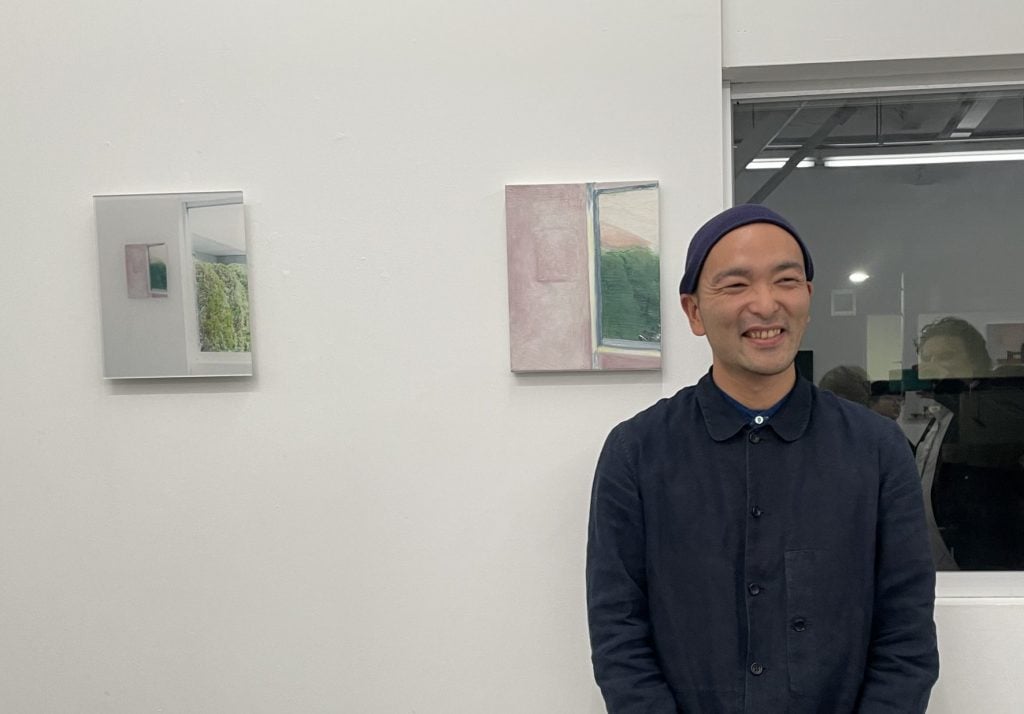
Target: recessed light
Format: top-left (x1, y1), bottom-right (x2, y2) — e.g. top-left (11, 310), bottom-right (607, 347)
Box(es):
top-left (745, 157), bottom-right (816, 170)
top-left (849, 272), bottom-right (870, 283)
top-left (824, 149), bottom-right (1024, 168)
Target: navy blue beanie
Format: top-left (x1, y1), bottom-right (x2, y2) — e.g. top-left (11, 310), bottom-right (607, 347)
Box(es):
top-left (678, 204), bottom-right (813, 294)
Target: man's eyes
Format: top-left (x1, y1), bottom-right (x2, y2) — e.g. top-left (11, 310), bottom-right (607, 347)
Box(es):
top-left (717, 276), bottom-right (801, 291)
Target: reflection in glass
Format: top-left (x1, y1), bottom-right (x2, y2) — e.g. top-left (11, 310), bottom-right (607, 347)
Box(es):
top-left (734, 88), bottom-right (1024, 570)
top-left (125, 243), bottom-right (168, 298)
top-left (914, 374), bottom-right (1024, 570)
top-left (186, 202), bottom-right (250, 354)
top-left (196, 262), bottom-right (250, 352)
top-left (148, 244), bottom-right (168, 295)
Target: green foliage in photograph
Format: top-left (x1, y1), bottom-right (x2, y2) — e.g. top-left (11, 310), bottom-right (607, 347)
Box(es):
top-left (600, 247), bottom-right (660, 343)
top-left (195, 261), bottom-right (251, 352)
top-left (221, 264), bottom-right (250, 349)
top-left (148, 260), bottom-right (167, 292)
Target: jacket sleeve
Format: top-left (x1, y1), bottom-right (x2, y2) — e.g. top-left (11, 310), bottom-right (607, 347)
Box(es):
top-left (587, 425), bottom-right (679, 713)
top-left (856, 422), bottom-right (940, 713)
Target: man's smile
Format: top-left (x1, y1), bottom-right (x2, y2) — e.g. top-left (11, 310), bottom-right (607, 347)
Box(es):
top-left (743, 327), bottom-right (784, 341)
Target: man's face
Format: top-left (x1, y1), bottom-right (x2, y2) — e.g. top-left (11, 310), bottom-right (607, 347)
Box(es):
top-left (680, 223), bottom-right (812, 387)
top-left (919, 335), bottom-right (975, 379)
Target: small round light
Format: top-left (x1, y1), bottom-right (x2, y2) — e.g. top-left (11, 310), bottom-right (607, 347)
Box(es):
top-left (849, 271), bottom-right (870, 284)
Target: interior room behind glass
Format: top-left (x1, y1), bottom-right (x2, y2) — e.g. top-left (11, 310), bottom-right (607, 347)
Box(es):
top-left (734, 89), bottom-right (1024, 571)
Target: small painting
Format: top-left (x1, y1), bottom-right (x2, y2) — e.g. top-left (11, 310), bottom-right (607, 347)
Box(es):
top-left (148, 243), bottom-right (169, 295)
top-left (125, 243), bottom-right (168, 298)
top-left (505, 181), bottom-right (660, 372)
top-left (95, 191), bottom-right (253, 378)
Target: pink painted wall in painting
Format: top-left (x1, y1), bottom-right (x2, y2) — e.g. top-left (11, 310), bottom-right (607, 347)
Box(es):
top-left (597, 350), bottom-right (660, 370)
top-left (506, 184), bottom-right (594, 371)
top-left (124, 244), bottom-right (151, 299)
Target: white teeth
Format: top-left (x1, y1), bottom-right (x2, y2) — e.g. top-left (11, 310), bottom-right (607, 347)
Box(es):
top-left (747, 328), bottom-right (782, 339)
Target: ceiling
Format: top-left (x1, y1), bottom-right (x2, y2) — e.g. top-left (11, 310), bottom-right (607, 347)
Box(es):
top-left (732, 89), bottom-right (1024, 202)
top-left (734, 91), bottom-right (1024, 157)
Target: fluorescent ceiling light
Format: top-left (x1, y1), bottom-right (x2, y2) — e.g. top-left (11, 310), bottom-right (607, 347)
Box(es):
top-left (849, 271), bottom-right (870, 284)
top-left (823, 149), bottom-right (1024, 168)
top-left (746, 157), bottom-right (816, 170)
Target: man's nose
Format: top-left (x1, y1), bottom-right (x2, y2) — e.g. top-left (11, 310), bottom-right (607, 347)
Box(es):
top-left (747, 282), bottom-right (779, 316)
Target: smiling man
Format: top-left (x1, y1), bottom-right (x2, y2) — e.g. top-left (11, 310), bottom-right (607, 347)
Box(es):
top-left (586, 204), bottom-right (938, 714)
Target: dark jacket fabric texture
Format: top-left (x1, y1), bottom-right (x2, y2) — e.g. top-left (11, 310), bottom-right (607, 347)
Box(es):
top-left (586, 372), bottom-right (938, 713)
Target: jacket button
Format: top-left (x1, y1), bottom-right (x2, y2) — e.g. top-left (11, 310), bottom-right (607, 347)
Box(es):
top-left (792, 618), bottom-right (807, 632)
top-left (751, 506), bottom-right (763, 518)
top-left (748, 432), bottom-right (761, 444)
top-left (750, 662), bottom-right (765, 676)
top-left (748, 583), bottom-right (761, 596)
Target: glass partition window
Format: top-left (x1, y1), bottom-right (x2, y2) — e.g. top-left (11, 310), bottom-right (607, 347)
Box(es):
top-left (733, 88), bottom-right (1024, 571)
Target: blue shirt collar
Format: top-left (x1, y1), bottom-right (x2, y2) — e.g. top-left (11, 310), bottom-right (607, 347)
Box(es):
top-left (715, 382), bottom-right (789, 427)
top-left (696, 369), bottom-right (813, 442)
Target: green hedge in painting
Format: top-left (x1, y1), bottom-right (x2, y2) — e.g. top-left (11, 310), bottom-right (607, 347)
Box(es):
top-left (195, 261), bottom-right (251, 352)
top-left (148, 260), bottom-right (167, 292)
top-left (600, 247), bottom-right (660, 343)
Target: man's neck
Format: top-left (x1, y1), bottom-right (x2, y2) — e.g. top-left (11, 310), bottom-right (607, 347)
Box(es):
top-left (710, 364), bottom-right (797, 410)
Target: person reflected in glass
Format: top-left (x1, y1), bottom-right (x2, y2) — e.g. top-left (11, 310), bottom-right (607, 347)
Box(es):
top-left (819, 365), bottom-right (871, 406)
top-left (913, 316), bottom-right (1024, 570)
top-left (917, 316), bottom-right (991, 381)
top-left (818, 365), bottom-right (905, 423)
top-left (913, 317), bottom-right (991, 570)
top-left (869, 382), bottom-right (904, 421)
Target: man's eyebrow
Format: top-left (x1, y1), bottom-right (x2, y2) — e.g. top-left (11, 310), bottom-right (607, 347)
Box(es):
top-left (774, 260), bottom-right (805, 274)
top-left (707, 261), bottom-right (805, 285)
top-left (708, 267), bottom-right (753, 284)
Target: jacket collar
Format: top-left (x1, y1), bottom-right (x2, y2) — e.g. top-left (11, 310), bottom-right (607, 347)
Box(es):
top-left (695, 369), bottom-right (813, 443)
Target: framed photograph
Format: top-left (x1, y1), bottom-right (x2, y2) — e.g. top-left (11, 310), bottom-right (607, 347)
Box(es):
top-left (95, 191), bottom-right (253, 378)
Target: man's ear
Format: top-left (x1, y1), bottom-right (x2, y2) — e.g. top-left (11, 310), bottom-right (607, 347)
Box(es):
top-left (680, 294), bottom-right (706, 337)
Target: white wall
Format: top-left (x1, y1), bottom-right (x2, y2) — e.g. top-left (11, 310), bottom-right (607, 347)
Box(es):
top-left (0, 1), bottom-right (720, 712)
top-left (724, 0), bottom-right (1024, 69)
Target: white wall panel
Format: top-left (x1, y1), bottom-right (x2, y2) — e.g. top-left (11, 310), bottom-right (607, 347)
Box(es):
top-left (0, 1), bottom-right (722, 711)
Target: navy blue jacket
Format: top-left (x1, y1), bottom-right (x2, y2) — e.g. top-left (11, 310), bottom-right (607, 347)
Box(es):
top-left (587, 373), bottom-right (938, 713)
